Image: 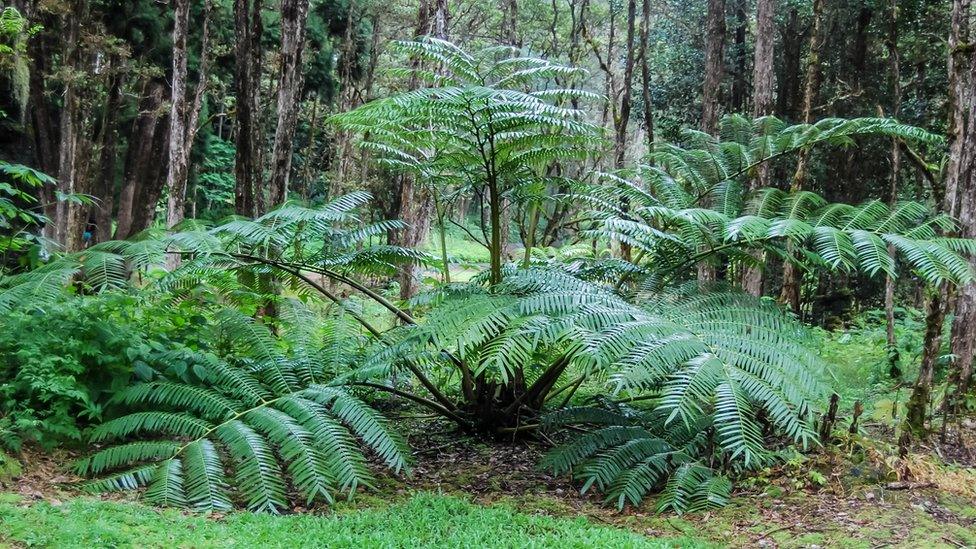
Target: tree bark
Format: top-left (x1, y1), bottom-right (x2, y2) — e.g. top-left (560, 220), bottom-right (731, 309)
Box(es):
top-left (268, 0), bottom-right (310, 207)
top-left (740, 0), bottom-right (775, 296)
top-left (116, 80), bottom-right (168, 240)
top-left (53, 0), bottom-right (86, 252)
top-left (883, 0), bottom-right (901, 377)
top-left (780, 0), bottom-right (827, 313)
top-left (612, 0), bottom-right (637, 262)
top-left (730, 0), bottom-right (747, 112)
top-left (789, 0), bottom-right (827, 190)
top-left (946, 0), bottom-right (976, 402)
top-left (92, 61), bottom-right (123, 245)
top-left (701, 0), bottom-right (725, 135)
top-left (165, 0), bottom-right (211, 236)
top-left (638, 0), bottom-right (654, 153)
top-left (613, 0), bottom-right (637, 170)
top-left (234, 0), bottom-right (264, 216)
top-left (777, 8), bottom-right (803, 120)
top-left (904, 290), bottom-right (947, 435)
top-left (331, 0), bottom-right (361, 195)
top-left (698, 0), bottom-right (725, 283)
top-left (904, 0), bottom-right (974, 437)
top-left (751, 0), bottom-right (776, 121)
top-left (503, 0), bottom-right (518, 47)
top-left (395, 0), bottom-right (447, 301)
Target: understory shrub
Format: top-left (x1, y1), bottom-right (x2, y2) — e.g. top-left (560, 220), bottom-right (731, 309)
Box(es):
top-left (0, 295), bottom-right (154, 451)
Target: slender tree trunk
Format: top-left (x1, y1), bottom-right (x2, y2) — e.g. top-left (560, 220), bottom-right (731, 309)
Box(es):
top-left (740, 0), bottom-right (775, 296)
top-left (751, 0), bottom-right (776, 121)
top-left (701, 0), bottom-right (725, 135)
top-left (730, 0), bottom-right (747, 112)
top-left (613, 0), bottom-right (637, 262)
top-left (331, 0), bottom-right (360, 195)
top-left (54, 0), bottom-right (85, 251)
top-left (269, 0), bottom-right (310, 207)
top-left (638, 0), bottom-right (654, 153)
top-left (165, 0), bottom-right (210, 237)
top-left (234, 0), bottom-right (264, 216)
top-left (613, 0), bottom-right (637, 169)
top-left (849, 5), bottom-right (873, 93)
top-left (777, 8), bottom-right (803, 120)
top-left (946, 0), bottom-right (976, 403)
top-left (503, 0), bottom-right (518, 47)
top-left (789, 0), bottom-right (827, 190)
top-left (904, 290), bottom-right (947, 436)
top-left (93, 62), bottom-right (123, 245)
top-left (488, 174), bottom-right (503, 286)
top-left (698, 0), bottom-right (725, 283)
top-left (780, 0), bottom-right (827, 313)
top-left (395, 0), bottom-right (446, 301)
top-left (883, 0), bottom-right (901, 377)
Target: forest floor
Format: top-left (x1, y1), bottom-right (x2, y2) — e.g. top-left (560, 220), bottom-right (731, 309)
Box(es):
top-left (3, 416), bottom-right (975, 548)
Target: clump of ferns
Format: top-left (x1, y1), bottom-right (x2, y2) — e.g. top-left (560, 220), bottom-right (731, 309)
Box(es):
top-left (539, 392), bottom-right (816, 515)
top-left (74, 305), bottom-right (408, 513)
top-left (540, 403), bottom-right (736, 514)
top-left (526, 282), bottom-right (827, 514)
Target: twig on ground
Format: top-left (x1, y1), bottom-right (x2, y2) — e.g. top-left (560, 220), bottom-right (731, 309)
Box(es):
top-left (758, 523), bottom-right (798, 540)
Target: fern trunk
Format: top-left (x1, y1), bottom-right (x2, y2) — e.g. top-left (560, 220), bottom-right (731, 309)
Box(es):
top-left (488, 176), bottom-right (503, 286)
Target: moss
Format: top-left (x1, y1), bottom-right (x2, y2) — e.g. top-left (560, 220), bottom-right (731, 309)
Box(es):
top-left (0, 451), bottom-right (22, 484)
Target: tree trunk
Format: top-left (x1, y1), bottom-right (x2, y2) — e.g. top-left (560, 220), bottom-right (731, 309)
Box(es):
top-left (751, 0), bottom-right (776, 120)
top-left (613, 0), bottom-right (637, 169)
top-left (789, 0), bottom-right (827, 190)
top-left (26, 28), bottom-right (57, 178)
top-left (503, 0), bottom-right (518, 47)
top-left (395, 0), bottom-right (447, 301)
top-left (53, 0), bottom-right (85, 252)
top-left (904, 290), bottom-right (947, 435)
top-left (883, 0), bottom-right (901, 378)
top-left (849, 5), bottom-right (873, 92)
top-left (234, 0), bottom-right (264, 217)
top-left (165, 0), bottom-right (210, 235)
top-left (638, 0), bottom-right (654, 153)
top-left (331, 0), bottom-right (361, 196)
top-left (613, 0), bottom-right (637, 262)
top-left (268, 0), bottom-right (310, 207)
top-left (780, 0), bottom-right (827, 313)
top-left (730, 0), bottom-right (747, 112)
top-left (946, 0), bottom-right (976, 403)
top-left (93, 62), bottom-right (123, 245)
top-left (698, 0), bottom-right (725, 284)
top-left (700, 0), bottom-right (725, 135)
top-left (133, 120), bottom-right (173, 235)
top-left (904, 0), bottom-right (974, 438)
top-left (777, 8), bottom-right (803, 120)
top-left (116, 80), bottom-right (167, 240)
top-left (740, 0), bottom-right (775, 296)
top-left (488, 174), bottom-right (503, 286)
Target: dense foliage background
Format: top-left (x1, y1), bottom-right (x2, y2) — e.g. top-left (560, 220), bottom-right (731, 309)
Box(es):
top-left (0, 0), bottom-right (974, 542)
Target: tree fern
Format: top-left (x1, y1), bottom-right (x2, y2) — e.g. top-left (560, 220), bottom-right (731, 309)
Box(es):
top-left (0, 193), bottom-right (425, 323)
top-left (76, 308), bottom-right (409, 513)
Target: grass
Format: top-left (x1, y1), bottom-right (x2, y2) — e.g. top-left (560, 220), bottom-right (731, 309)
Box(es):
top-left (0, 492), bottom-right (708, 549)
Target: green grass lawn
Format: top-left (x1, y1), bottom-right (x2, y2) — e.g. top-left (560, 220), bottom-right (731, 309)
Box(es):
top-left (0, 492), bottom-right (708, 549)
